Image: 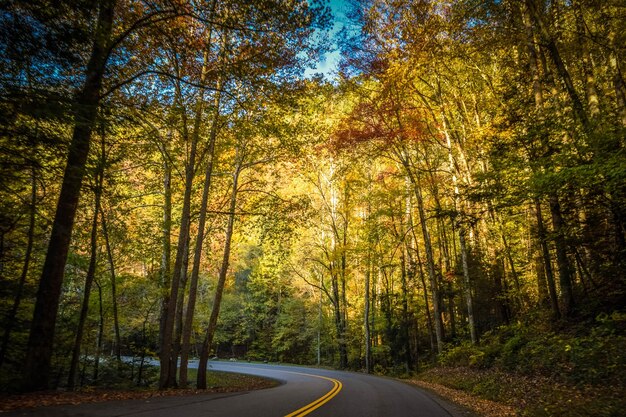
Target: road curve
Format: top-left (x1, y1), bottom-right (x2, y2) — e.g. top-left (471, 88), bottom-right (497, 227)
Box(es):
top-left (5, 362), bottom-right (467, 417)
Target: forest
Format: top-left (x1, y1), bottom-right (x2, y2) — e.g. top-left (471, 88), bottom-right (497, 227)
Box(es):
top-left (0, 0), bottom-right (625, 414)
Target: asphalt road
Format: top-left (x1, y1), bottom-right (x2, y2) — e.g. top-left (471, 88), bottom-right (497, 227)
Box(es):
top-left (5, 362), bottom-right (470, 417)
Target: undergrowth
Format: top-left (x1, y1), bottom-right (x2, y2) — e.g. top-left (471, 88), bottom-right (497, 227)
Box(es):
top-left (420, 311), bottom-right (626, 417)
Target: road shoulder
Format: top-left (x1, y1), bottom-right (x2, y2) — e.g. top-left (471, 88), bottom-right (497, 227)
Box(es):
top-left (407, 379), bottom-right (516, 417)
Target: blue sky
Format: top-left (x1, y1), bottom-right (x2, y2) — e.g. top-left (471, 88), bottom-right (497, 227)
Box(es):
top-left (304, 0), bottom-right (349, 78)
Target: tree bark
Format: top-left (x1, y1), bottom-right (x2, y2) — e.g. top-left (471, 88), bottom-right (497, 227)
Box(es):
top-left (606, 24), bottom-right (626, 127)
top-left (534, 198), bottom-right (560, 318)
top-left (22, 0), bottom-right (116, 391)
top-left (158, 154), bottom-right (172, 375)
top-left (331, 268), bottom-right (348, 368)
top-left (523, 2), bottom-right (564, 320)
top-left (68, 165), bottom-right (103, 390)
top-left (170, 232), bottom-right (190, 384)
top-left (399, 251), bottom-right (412, 371)
top-left (411, 226), bottom-right (436, 353)
top-left (101, 208), bottom-right (121, 362)
top-left (0, 168), bottom-right (37, 369)
top-left (572, 0), bottom-right (600, 119)
top-left (549, 194), bottom-right (574, 316)
top-left (93, 279), bottom-right (105, 383)
top-left (441, 111), bottom-right (477, 344)
top-left (179, 79), bottom-right (222, 388)
top-left (364, 250), bottom-right (371, 373)
top-left (159, 42), bottom-right (213, 389)
top-left (197, 163), bottom-right (241, 389)
top-left (401, 155), bottom-right (444, 354)
top-left (526, 0), bottom-right (590, 130)
top-left (416, 181), bottom-right (444, 352)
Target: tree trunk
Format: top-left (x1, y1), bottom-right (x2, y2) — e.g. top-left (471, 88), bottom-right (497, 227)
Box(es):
top-left (459, 230), bottom-right (477, 344)
top-left (68, 166), bottom-right (103, 390)
top-left (0, 168), bottom-right (37, 369)
top-left (339, 186), bottom-right (349, 369)
top-left (606, 25), bottom-right (626, 127)
top-left (529, 203), bottom-right (549, 305)
top-left (331, 272), bottom-right (346, 368)
top-left (197, 164), bottom-right (241, 389)
top-left (158, 156), bottom-right (171, 375)
top-left (364, 250), bottom-right (371, 373)
top-left (22, 0), bottom-right (116, 391)
top-left (526, 0), bottom-right (589, 130)
top-left (522, 3), bottom-right (564, 320)
top-left (441, 112), bottom-right (477, 345)
top-left (159, 139), bottom-right (196, 388)
top-left (101, 209), bottom-right (121, 362)
top-left (412, 228), bottom-right (435, 353)
top-left (93, 279), bottom-right (105, 383)
top-left (549, 194), bottom-right (574, 316)
top-left (399, 251), bottom-right (412, 371)
top-left (178, 10), bottom-right (223, 387)
top-left (159, 44), bottom-right (212, 389)
top-left (572, 0), bottom-right (600, 119)
top-left (534, 198), bottom-right (561, 318)
top-left (397, 144), bottom-right (444, 353)
top-left (180, 76), bottom-right (223, 388)
top-left (170, 233), bottom-right (190, 384)
top-left (418, 186), bottom-right (444, 352)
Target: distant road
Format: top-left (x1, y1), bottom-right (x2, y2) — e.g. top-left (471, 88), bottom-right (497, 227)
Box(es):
top-left (5, 362), bottom-right (467, 417)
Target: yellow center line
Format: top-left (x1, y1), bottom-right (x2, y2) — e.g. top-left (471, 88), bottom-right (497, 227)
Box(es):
top-left (283, 371), bottom-right (343, 417)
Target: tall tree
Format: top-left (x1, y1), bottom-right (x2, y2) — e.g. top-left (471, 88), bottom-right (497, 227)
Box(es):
top-left (22, 0), bottom-right (117, 390)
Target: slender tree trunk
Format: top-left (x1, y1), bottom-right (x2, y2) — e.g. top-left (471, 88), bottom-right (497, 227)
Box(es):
top-left (523, 4), bottom-right (564, 320)
top-left (180, 78), bottom-right (223, 388)
top-left (404, 188), bottom-right (420, 369)
top-left (170, 233), bottom-right (190, 383)
top-left (331, 273), bottom-right (346, 368)
top-left (399, 251), bottom-right (412, 371)
top-left (93, 279), bottom-right (104, 383)
top-left (68, 167), bottom-right (102, 390)
top-left (534, 198), bottom-right (560, 318)
top-left (317, 274), bottom-right (322, 366)
top-left (159, 44), bottom-right (213, 389)
top-left (493, 255), bottom-right (510, 324)
top-left (531, 209), bottom-right (549, 306)
top-left (416, 183), bottom-right (444, 352)
top-left (364, 250), bottom-right (371, 373)
top-left (339, 187), bottom-right (349, 369)
top-left (441, 112), bottom-right (477, 344)
top-left (160, 137), bottom-right (196, 388)
top-left (197, 164), bottom-right (241, 389)
top-left (412, 229), bottom-right (435, 353)
top-left (526, 0), bottom-right (589, 130)
top-left (158, 156), bottom-right (171, 374)
top-left (522, 3), bottom-right (544, 115)
top-left (101, 209), bottom-right (121, 362)
top-left (500, 228), bottom-right (521, 295)
top-left (459, 230), bottom-right (477, 343)
top-left (572, 0), bottom-right (600, 119)
top-left (0, 168), bottom-right (37, 369)
top-left (606, 25), bottom-right (626, 127)
top-left (404, 162), bottom-right (444, 353)
top-left (22, 0), bottom-right (116, 391)
top-left (549, 195), bottom-right (574, 316)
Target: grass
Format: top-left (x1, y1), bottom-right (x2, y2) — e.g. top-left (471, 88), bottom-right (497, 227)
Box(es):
top-left (416, 366), bottom-right (626, 417)
top-left (415, 314), bottom-right (626, 417)
top-left (0, 366), bottom-right (278, 412)
top-left (182, 367), bottom-right (279, 391)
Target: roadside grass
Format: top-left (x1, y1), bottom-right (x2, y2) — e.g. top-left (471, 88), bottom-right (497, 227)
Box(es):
top-left (415, 366), bottom-right (625, 417)
top-left (0, 363), bottom-right (278, 412)
top-left (183, 367), bottom-right (278, 391)
top-left (415, 314), bottom-right (626, 417)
